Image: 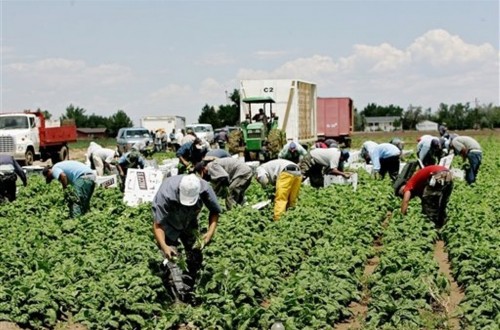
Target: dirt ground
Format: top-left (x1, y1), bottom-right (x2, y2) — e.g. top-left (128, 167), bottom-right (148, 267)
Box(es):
top-left (33, 148), bottom-right (87, 167)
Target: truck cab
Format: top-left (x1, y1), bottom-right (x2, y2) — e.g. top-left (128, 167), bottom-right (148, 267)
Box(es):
top-left (0, 111), bottom-right (76, 165)
top-left (0, 114), bottom-right (41, 165)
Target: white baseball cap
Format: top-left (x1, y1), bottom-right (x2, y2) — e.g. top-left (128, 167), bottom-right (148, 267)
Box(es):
top-left (179, 174), bottom-right (201, 206)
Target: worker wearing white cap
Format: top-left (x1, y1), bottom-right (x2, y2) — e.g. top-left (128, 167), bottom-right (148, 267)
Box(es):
top-left (152, 174), bottom-right (222, 293)
top-left (255, 159), bottom-right (302, 221)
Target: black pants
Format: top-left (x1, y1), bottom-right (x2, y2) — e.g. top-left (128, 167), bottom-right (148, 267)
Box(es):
top-left (0, 173), bottom-right (17, 202)
top-left (380, 156), bottom-right (400, 182)
top-left (299, 154), bottom-right (324, 188)
top-left (165, 224), bottom-right (203, 288)
top-left (421, 171), bottom-right (453, 228)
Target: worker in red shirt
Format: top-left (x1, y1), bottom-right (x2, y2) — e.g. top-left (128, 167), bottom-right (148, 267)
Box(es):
top-left (395, 165), bottom-right (453, 228)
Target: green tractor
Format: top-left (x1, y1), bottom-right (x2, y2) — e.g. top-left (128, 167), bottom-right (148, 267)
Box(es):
top-left (228, 96), bottom-right (286, 162)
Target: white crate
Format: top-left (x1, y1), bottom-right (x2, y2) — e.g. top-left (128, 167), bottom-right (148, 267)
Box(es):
top-left (123, 169), bottom-right (165, 206)
top-left (95, 175), bottom-right (118, 188)
top-left (450, 168), bottom-right (464, 180)
top-left (399, 162), bottom-right (407, 174)
top-left (347, 150), bottom-right (362, 164)
top-left (324, 173), bottom-right (358, 191)
top-left (439, 155), bottom-right (454, 169)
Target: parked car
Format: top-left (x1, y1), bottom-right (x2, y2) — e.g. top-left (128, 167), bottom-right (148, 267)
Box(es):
top-left (116, 127), bottom-right (153, 154)
top-left (186, 123), bottom-right (214, 143)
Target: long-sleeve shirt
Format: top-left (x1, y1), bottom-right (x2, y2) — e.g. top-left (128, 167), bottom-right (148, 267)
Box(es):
top-left (370, 143), bottom-right (401, 172)
top-left (278, 142), bottom-right (307, 160)
top-left (310, 148), bottom-right (341, 169)
top-left (417, 135), bottom-right (439, 161)
top-left (0, 155), bottom-right (27, 185)
top-left (361, 141), bottom-right (378, 162)
top-left (176, 141), bottom-right (207, 164)
top-left (256, 159), bottom-right (297, 186)
top-left (86, 141), bottom-right (103, 159)
top-left (451, 136), bottom-right (481, 154)
top-left (206, 158), bottom-right (252, 182)
top-left (93, 148), bottom-right (116, 164)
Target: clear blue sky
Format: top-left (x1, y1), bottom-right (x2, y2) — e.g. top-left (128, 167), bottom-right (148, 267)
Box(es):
top-left (1, 0), bottom-right (499, 125)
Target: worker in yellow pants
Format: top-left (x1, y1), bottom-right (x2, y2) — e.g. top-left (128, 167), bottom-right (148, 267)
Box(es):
top-left (274, 170), bottom-right (302, 220)
top-left (255, 159), bottom-right (302, 221)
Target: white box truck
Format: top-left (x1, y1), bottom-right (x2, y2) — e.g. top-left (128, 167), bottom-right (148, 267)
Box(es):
top-left (239, 79), bottom-right (317, 145)
top-left (140, 116), bottom-right (186, 135)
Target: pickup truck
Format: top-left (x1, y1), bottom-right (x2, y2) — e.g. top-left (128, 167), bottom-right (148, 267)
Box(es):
top-left (0, 111), bottom-right (77, 165)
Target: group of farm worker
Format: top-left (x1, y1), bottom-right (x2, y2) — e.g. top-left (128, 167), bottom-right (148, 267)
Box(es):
top-left (0, 123), bottom-right (484, 302)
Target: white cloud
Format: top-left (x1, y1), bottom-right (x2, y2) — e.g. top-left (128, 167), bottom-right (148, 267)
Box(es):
top-left (253, 50), bottom-right (289, 60)
top-left (199, 78), bottom-right (226, 103)
top-left (408, 29), bottom-right (497, 67)
top-left (236, 29), bottom-right (499, 109)
top-left (6, 58), bottom-right (134, 89)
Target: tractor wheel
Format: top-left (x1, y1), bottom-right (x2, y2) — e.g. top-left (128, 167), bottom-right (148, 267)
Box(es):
top-left (267, 128), bottom-right (286, 159)
top-left (228, 129), bottom-right (244, 155)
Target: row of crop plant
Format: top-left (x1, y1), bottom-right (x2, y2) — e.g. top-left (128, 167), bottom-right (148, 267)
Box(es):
top-left (163, 178), bottom-right (389, 329)
top-left (0, 178), bottom-right (168, 329)
top-left (442, 137), bottom-right (499, 329)
top-left (366, 207), bottom-right (449, 329)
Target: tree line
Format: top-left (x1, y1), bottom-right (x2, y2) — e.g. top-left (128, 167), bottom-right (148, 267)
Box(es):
top-left (354, 102), bottom-right (500, 131)
top-left (40, 105), bottom-right (133, 137)
top-left (39, 90), bottom-right (499, 138)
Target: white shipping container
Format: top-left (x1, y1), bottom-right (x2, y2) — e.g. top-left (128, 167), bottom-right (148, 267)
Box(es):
top-left (240, 79), bottom-right (317, 144)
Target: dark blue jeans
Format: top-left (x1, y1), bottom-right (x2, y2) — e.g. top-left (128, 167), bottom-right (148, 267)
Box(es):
top-left (466, 152), bottom-right (482, 185)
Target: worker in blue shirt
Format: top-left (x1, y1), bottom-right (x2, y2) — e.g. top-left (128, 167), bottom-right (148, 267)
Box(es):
top-left (362, 143), bottom-right (401, 182)
top-left (42, 160), bottom-right (96, 217)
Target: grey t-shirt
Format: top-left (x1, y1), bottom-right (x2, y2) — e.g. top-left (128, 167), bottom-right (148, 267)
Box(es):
top-left (206, 158), bottom-right (252, 181)
top-left (451, 136), bottom-right (481, 154)
top-left (152, 175), bottom-right (222, 242)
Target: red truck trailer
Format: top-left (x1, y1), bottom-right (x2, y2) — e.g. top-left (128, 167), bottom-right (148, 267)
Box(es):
top-left (316, 97), bottom-right (353, 147)
top-left (0, 110), bottom-right (77, 165)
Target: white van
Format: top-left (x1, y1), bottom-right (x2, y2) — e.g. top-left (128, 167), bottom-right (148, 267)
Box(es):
top-left (186, 123), bottom-right (214, 143)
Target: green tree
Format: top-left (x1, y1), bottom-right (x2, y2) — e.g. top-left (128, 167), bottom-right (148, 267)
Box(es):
top-left (34, 108), bottom-right (52, 120)
top-left (401, 105), bottom-right (424, 130)
top-left (198, 105), bottom-right (220, 127)
top-left (361, 103), bottom-right (404, 117)
top-left (87, 114), bottom-right (108, 128)
top-left (107, 110), bottom-right (133, 137)
top-left (60, 104), bottom-right (88, 127)
top-left (217, 89), bottom-right (240, 126)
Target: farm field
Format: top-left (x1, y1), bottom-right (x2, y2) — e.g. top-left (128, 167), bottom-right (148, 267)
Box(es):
top-left (0, 130), bottom-right (498, 329)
